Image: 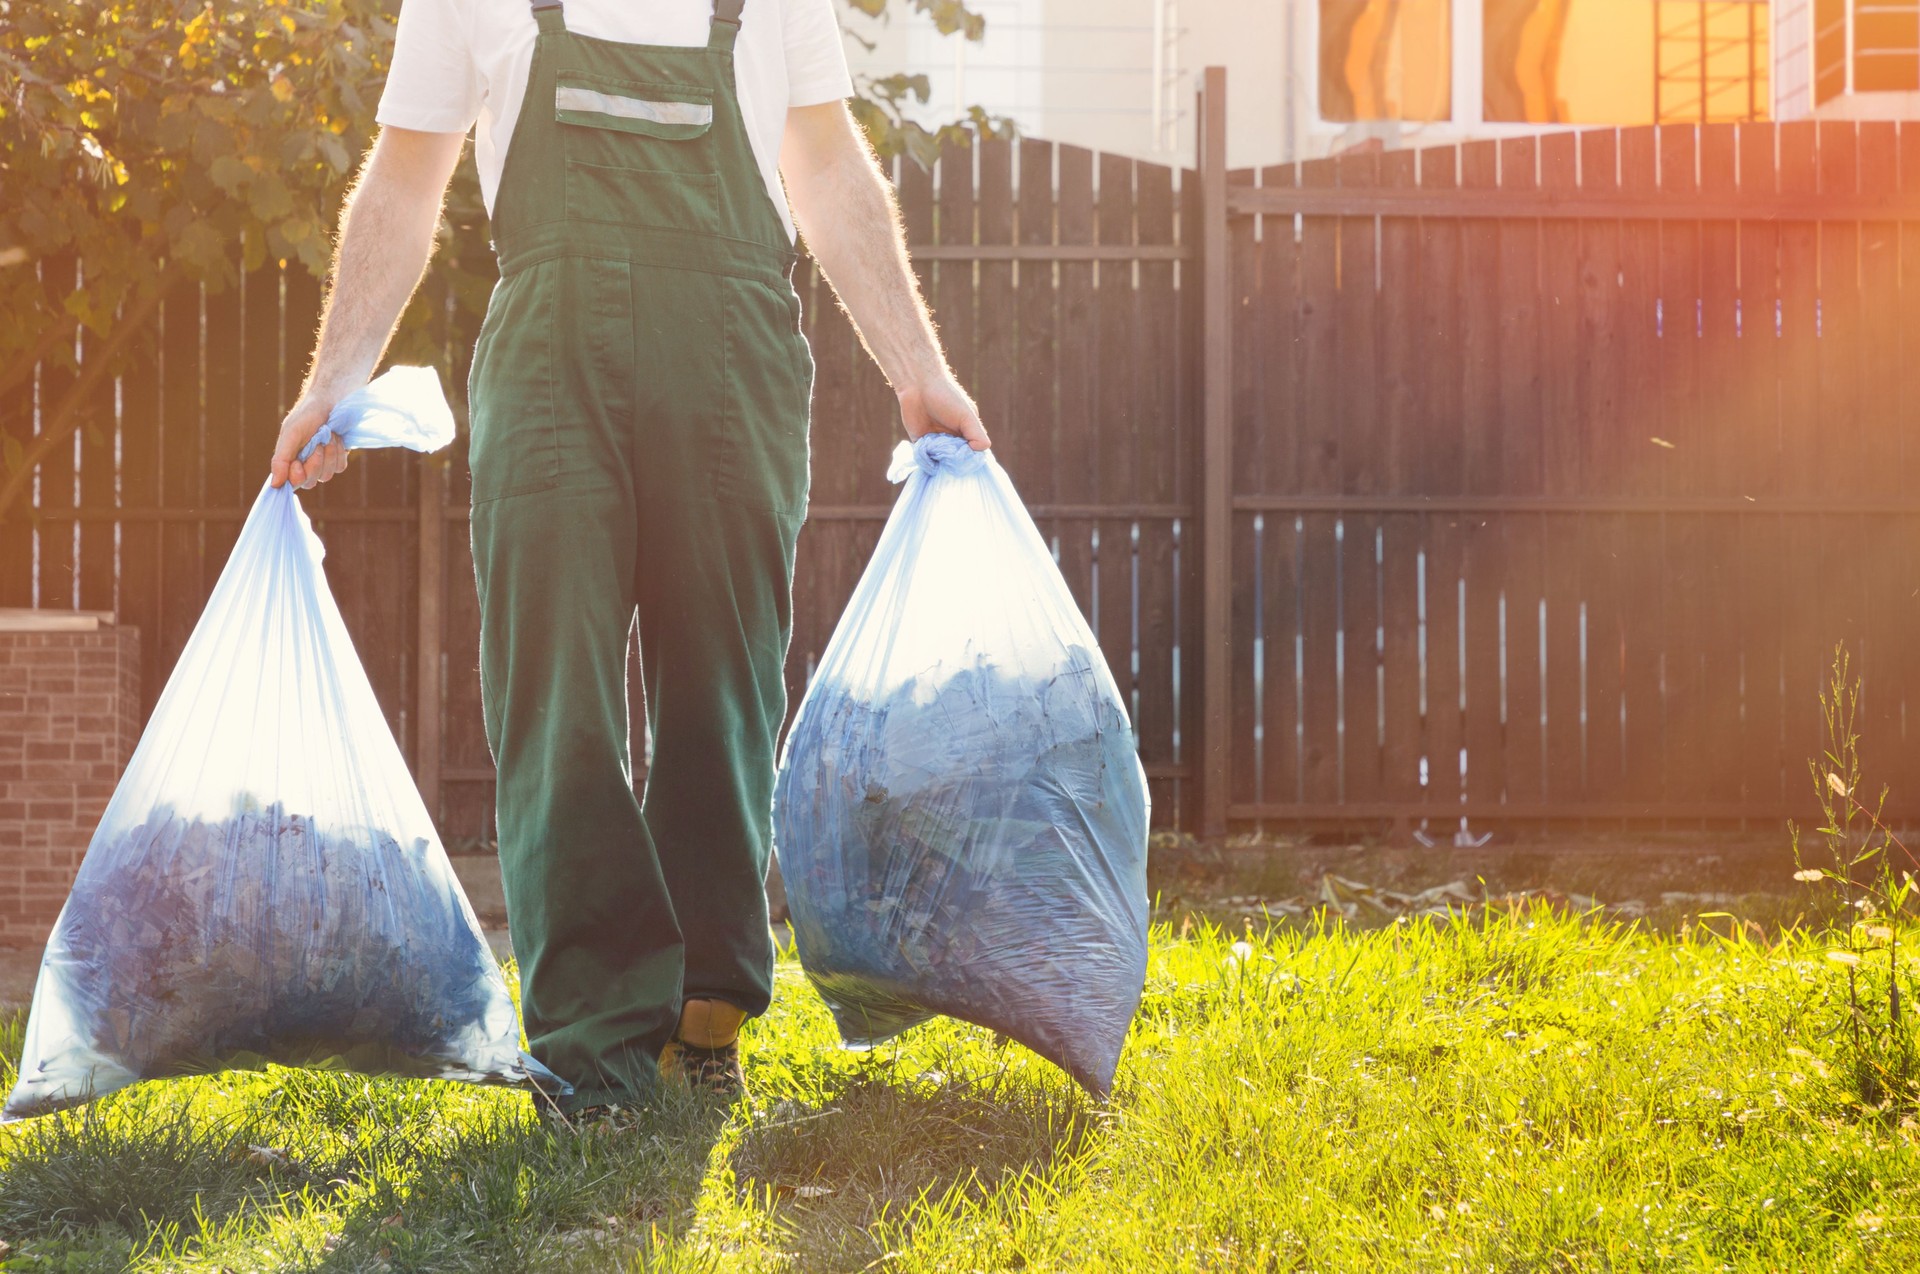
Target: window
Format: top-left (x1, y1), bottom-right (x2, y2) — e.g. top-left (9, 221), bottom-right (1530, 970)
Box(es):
top-left (1484, 0), bottom-right (1657, 123)
top-left (1856, 1), bottom-right (1920, 92)
top-left (1814, 0), bottom-right (1920, 103)
top-left (1654, 1), bottom-right (1771, 122)
top-left (1318, 0), bottom-right (1453, 123)
top-left (1478, 0), bottom-right (1766, 124)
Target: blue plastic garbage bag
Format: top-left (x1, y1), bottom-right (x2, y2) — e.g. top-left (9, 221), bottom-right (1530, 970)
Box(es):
top-left (3, 368), bottom-right (564, 1121)
top-left (774, 434), bottom-right (1150, 1095)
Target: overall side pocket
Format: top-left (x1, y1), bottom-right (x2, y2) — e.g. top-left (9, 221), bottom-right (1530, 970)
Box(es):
top-left (467, 273), bottom-right (562, 504)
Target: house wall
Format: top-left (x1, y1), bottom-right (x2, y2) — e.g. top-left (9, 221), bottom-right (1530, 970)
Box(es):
top-left (1775, 0), bottom-right (1814, 118)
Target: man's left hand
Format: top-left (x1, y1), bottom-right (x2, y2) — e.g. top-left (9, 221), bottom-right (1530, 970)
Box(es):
top-left (898, 372), bottom-right (991, 451)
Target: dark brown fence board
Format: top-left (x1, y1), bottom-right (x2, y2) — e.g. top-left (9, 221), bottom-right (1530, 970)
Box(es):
top-left (157, 286), bottom-right (204, 677)
top-left (1502, 516), bottom-right (1546, 814)
top-left (1297, 157), bottom-right (1341, 495)
top-left (1052, 145), bottom-right (1097, 628)
top-left (1135, 158), bottom-right (1181, 816)
top-left (38, 315), bottom-right (81, 613)
top-left (76, 376), bottom-right (116, 615)
top-left (1818, 123), bottom-right (1864, 501)
top-left (1613, 130), bottom-right (1668, 806)
top-left (1426, 514), bottom-right (1468, 817)
top-left (1498, 138), bottom-right (1544, 498)
top-left (1379, 513), bottom-right (1423, 804)
top-left (1578, 133), bottom-right (1626, 497)
top-left (1336, 153), bottom-right (1381, 498)
top-left (1094, 154), bottom-right (1141, 697)
top-left (1012, 139), bottom-right (1058, 522)
top-left (1416, 146), bottom-right (1464, 498)
top-left (1298, 513), bottom-right (1339, 805)
top-left (1459, 141), bottom-right (1502, 497)
top-left (1540, 132), bottom-right (1582, 498)
top-left (1582, 513), bottom-right (1626, 804)
top-left (1543, 512), bottom-right (1584, 803)
top-left (1344, 516), bottom-right (1385, 804)
top-left (1227, 165), bottom-right (1260, 809)
top-left (973, 136), bottom-right (1016, 486)
top-left (1775, 122), bottom-right (1825, 769)
top-left (1378, 152), bottom-right (1419, 495)
top-left (0, 380), bottom-right (27, 609)
top-left (935, 141), bottom-right (976, 419)
top-left (1261, 512), bottom-right (1302, 806)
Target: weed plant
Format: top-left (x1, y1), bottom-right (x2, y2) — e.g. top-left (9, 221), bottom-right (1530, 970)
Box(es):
top-left (1791, 647), bottom-right (1920, 1113)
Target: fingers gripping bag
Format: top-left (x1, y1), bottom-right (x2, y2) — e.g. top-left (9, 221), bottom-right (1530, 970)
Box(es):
top-left (774, 434), bottom-right (1150, 1095)
top-left (3, 367), bottom-right (564, 1121)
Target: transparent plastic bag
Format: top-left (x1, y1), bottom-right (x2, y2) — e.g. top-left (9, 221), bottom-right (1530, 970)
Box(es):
top-left (774, 434), bottom-right (1150, 1095)
top-left (3, 368), bottom-right (564, 1121)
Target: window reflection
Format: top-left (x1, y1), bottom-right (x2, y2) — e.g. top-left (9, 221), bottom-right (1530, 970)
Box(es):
top-left (1319, 0), bottom-right (1454, 123)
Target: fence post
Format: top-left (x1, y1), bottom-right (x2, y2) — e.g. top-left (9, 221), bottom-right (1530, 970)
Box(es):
top-left (415, 452), bottom-right (444, 823)
top-left (1199, 66), bottom-right (1232, 836)
top-left (1190, 67), bottom-right (1236, 836)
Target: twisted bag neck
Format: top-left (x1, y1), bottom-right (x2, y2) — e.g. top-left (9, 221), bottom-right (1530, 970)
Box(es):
top-left (888, 433), bottom-right (988, 484)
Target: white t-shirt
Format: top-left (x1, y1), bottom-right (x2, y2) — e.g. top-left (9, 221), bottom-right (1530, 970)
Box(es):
top-left (376, 0), bottom-right (853, 240)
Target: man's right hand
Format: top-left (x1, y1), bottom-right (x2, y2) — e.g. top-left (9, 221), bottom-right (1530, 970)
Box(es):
top-left (268, 125), bottom-right (466, 491)
top-left (270, 394), bottom-right (351, 490)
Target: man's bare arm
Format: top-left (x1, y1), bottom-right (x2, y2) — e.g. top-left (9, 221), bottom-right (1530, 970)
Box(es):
top-left (780, 101), bottom-right (990, 450)
top-left (270, 126), bottom-right (468, 489)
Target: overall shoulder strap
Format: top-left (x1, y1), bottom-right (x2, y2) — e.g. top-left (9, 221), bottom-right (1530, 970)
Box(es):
top-left (530, 0), bottom-right (565, 34)
top-left (713, 0), bottom-right (745, 25)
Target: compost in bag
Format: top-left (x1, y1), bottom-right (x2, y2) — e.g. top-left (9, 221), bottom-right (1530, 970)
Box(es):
top-left (3, 369), bottom-right (562, 1121)
top-left (774, 434), bottom-right (1150, 1095)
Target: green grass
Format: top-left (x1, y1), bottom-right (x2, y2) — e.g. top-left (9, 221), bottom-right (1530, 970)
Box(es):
top-left (2, 911), bottom-right (1917, 1271)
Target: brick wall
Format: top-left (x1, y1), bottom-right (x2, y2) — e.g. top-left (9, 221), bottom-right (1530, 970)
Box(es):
top-left (0, 626), bottom-right (141, 946)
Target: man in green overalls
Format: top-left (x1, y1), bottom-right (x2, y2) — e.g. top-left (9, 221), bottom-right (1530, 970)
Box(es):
top-left (270, 0), bottom-right (988, 1116)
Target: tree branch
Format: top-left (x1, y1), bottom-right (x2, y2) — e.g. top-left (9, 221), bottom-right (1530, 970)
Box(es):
top-left (0, 283), bottom-right (169, 524)
top-left (0, 311), bottom-right (81, 402)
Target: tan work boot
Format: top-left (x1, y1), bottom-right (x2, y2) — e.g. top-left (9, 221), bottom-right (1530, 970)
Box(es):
top-left (658, 998), bottom-right (748, 1101)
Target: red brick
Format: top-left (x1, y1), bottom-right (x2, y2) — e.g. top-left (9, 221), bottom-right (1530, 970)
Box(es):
top-left (25, 763), bottom-right (88, 784)
top-left (26, 803), bottom-right (72, 821)
top-left (25, 741), bottom-right (73, 761)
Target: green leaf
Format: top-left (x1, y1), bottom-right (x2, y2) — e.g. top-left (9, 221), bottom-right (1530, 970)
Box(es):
top-left (209, 153), bottom-right (250, 193)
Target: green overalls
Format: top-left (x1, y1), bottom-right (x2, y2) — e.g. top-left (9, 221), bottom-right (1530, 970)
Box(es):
top-left (467, 0), bottom-right (811, 1109)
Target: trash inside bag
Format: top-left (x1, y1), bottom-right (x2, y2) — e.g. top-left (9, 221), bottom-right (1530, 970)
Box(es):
top-left (2, 368), bottom-right (564, 1121)
top-left (774, 434), bottom-right (1150, 1095)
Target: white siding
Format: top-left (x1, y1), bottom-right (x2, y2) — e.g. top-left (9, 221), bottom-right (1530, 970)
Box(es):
top-left (1774, 0), bottom-right (1813, 119)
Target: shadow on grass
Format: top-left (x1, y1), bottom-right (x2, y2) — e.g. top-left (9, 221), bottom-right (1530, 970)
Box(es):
top-left (726, 1069), bottom-right (1093, 1273)
top-left (312, 1095), bottom-right (730, 1273)
top-left (0, 1068), bottom-right (729, 1274)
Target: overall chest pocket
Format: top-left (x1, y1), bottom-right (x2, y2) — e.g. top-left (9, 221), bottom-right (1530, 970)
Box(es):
top-left (556, 71), bottom-right (718, 233)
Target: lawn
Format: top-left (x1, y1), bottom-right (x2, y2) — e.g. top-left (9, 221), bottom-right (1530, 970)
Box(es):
top-left (1, 908), bottom-right (1916, 1272)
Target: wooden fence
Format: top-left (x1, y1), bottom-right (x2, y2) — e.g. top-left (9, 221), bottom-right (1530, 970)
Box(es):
top-left (1197, 71), bottom-right (1920, 834)
top-left (7, 77), bottom-right (1920, 839)
top-left (0, 137), bottom-right (1201, 844)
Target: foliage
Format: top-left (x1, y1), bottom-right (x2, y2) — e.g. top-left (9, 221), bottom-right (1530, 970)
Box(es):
top-left (1791, 645), bottom-right (1920, 1110)
top-left (4, 911), bottom-right (1920, 1270)
top-left (841, 0), bottom-right (1015, 167)
top-left (0, 0), bottom-right (400, 519)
